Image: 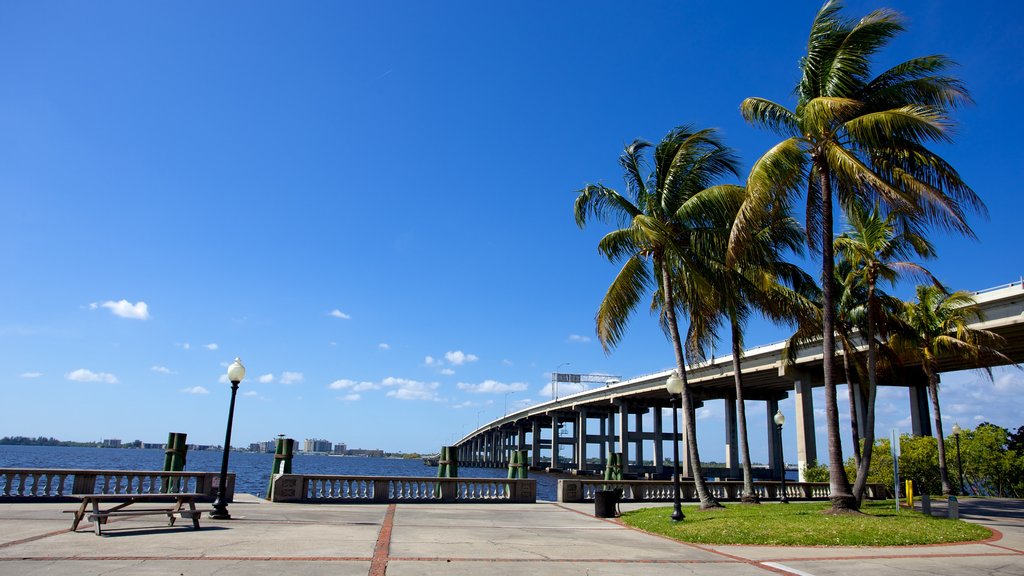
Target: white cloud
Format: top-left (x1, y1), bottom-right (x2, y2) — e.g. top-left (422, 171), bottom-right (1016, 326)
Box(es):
top-left (178, 343), bottom-right (191, 350)
top-left (425, 355), bottom-right (440, 366)
top-left (66, 369), bottom-right (118, 384)
top-left (440, 368), bottom-right (455, 376)
top-left (328, 379), bottom-right (379, 392)
top-left (218, 374), bottom-right (229, 384)
top-left (151, 366), bottom-right (173, 374)
top-left (204, 343), bottom-right (219, 351)
top-left (242, 390), bottom-right (260, 397)
top-left (259, 373), bottom-right (275, 384)
top-left (341, 393), bottom-right (361, 402)
top-left (378, 343), bottom-right (391, 350)
top-left (92, 300), bottom-right (150, 320)
top-left (445, 350), bottom-right (478, 365)
top-left (568, 334), bottom-right (591, 343)
top-left (19, 372), bottom-right (42, 379)
top-left (382, 376), bottom-right (441, 401)
top-left (502, 359), bottom-right (514, 366)
top-left (329, 309), bottom-right (351, 320)
top-left (181, 386), bottom-right (208, 394)
top-left (457, 380), bottom-right (529, 394)
top-left (280, 371), bottom-right (304, 385)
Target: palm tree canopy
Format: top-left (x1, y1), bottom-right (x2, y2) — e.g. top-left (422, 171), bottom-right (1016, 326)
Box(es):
top-left (574, 125), bottom-right (741, 352)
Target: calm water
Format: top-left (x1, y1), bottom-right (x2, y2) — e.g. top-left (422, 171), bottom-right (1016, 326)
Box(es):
top-left (0, 445), bottom-right (559, 501)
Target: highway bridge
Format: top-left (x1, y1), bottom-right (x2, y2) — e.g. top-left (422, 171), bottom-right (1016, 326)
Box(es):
top-left (454, 281), bottom-right (1024, 482)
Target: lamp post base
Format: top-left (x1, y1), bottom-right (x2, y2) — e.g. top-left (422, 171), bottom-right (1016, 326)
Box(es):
top-left (210, 504), bottom-right (231, 520)
top-left (671, 507), bottom-right (685, 522)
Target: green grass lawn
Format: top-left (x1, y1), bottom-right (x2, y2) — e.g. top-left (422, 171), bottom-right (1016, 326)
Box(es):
top-left (619, 501), bottom-right (991, 546)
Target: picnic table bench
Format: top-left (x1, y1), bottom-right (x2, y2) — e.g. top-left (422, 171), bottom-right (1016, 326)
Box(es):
top-left (69, 493), bottom-right (204, 536)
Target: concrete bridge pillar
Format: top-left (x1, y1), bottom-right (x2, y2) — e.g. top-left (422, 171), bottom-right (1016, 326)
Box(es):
top-left (793, 376), bottom-right (817, 482)
top-left (909, 382), bottom-right (933, 437)
top-left (577, 409), bottom-right (589, 472)
top-left (634, 410), bottom-right (645, 470)
top-left (653, 404), bottom-right (664, 475)
top-left (724, 396), bottom-right (738, 475)
top-left (766, 398), bottom-right (783, 479)
top-left (530, 420), bottom-right (541, 468)
top-left (617, 400), bottom-right (629, 473)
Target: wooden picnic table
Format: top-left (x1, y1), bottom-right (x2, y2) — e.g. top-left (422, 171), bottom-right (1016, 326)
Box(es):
top-left (70, 493), bottom-right (203, 536)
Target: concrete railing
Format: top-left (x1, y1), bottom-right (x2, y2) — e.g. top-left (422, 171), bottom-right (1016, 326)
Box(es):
top-left (557, 479), bottom-right (887, 502)
top-left (0, 468), bottom-right (232, 502)
top-left (270, 474), bottom-right (536, 503)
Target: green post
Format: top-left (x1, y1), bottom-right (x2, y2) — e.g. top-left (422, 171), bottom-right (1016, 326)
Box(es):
top-left (507, 450), bottom-right (528, 479)
top-left (162, 432), bottom-right (188, 493)
top-left (604, 452), bottom-right (622, 481)
top-left (437, 446), bottom-right (458, 478)
top-left (266, 437), bottom-right (295, 500)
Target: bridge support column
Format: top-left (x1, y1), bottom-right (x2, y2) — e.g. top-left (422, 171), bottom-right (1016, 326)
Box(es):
top-left (766, 398), bottom-right (783, 479)
top-left (724, 396), bottom-right (738, 475)
top-left (909, 382), bottom-right (933, 437)
top-left (653, 404), bottom-right (664, 476)
top-left (793, 377), bottom-right (817, 482)
top-left (618, 400), bottom-right (629, 473)
top-left (577, 409), bottom-right (589, 472)
top-left (599, 413), bottom-right (607, 464)
top-left (550, 413), bottom-right (561, 469)
top-left (531, 420), bottom-right (541, 468)
top-left (634, 410), bottom-right (645, 472)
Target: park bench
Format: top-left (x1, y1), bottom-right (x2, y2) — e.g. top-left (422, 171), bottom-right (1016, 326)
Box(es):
top-left (69, 493), bottom-right (203, 536)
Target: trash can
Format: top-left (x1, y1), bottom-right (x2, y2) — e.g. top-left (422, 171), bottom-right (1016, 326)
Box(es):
top-left (594, 489), bottom-right (621, 518)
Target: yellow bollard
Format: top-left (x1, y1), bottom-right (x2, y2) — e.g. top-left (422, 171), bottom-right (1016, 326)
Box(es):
top-left (906, 479), bottom-right (914, 508)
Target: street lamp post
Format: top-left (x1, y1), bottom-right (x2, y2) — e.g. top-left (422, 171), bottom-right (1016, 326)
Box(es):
top-left (952, 423), bottom-right (966, 496)
top-left (211, 358), bottom-right (245, 520)
top-left (666, 371), bottom-right (685, 522)
top-left (773, 409), bottom-right (789, 504)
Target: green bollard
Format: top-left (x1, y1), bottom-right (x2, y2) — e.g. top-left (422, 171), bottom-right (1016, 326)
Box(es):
top-left (517, 450), bottom-right (528, 479)
top-left (604, 453), bottom-right (622, 482)
top-left (266, 437), bottom-right (295, 500)
top-left (507, 449), bottom-right (518, 479)
top-left (162, 432), bottom-right (188, 493)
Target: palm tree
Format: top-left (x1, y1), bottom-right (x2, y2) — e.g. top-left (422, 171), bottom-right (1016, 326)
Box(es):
top-left (732, 0), bottom-right (983, 511)
top-left (891, 285), bottom-right (1010, 495)
top-left (574, 124), bottom-right (741, 509)
top-left (835, 201), bottom-right (936, 503)
top-left (689, 194), bottom-right (814, 504)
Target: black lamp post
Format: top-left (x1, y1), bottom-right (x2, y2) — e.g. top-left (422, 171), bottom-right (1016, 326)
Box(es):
top-left (952, 422), bottom-right (966, 496)
top-left (773, 409), bottom-right (789, 504)
top-left (211, 358), bottom-right (245, 520)
top-left (666, 371), bottom-right (685, 522)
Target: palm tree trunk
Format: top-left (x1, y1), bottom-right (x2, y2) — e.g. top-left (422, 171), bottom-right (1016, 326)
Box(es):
top-left (817, 160), bottom-right (857, 512)
top-left (660, 261), bottom-right (721, 509)
top-left (925, 364), bottom-right (953, 495)
top-left (853, 287), bottom-right (879, 504)
top-left (842, 346), bottom-right (862, 469)
top-left (731, 318), bottom-right (758, 503)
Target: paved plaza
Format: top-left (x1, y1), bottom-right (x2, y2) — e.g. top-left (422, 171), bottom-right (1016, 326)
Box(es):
top-left (1, 496), bottom-right (1021, 575)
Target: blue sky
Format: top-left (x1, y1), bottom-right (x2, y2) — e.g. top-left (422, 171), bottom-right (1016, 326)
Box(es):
top-left (1, 1), bottom-right (1021, 460)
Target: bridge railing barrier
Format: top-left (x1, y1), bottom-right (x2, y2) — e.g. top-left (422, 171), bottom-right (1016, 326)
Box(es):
top-left (269, 474), bottom-right (536, 503)
top-left (557, 479), bottom-right (886, 502)
top-left (0, 468), bottom-right (229, 502)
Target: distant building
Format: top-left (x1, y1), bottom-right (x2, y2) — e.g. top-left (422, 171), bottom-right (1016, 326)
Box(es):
top-left (303, 438), bottom-right (332, 453)
top-left (346, 448), bottom-right (384, 458)
top-left (102, 439), bottom-right (122, 448)
top-left (333, 442), bottom-right (347, 454)
top-left (249, 440), bottom-right (276, 453)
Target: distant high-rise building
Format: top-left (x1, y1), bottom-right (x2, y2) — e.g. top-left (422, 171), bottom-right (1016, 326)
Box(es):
top-left (303, 438), bottom-right (332, 453)
top-left (333, 442), bottom-right (347, 454)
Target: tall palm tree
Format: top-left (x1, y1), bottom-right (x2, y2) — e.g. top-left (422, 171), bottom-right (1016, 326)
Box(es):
top-left (688, 189), bottom-right (814, 503)
top-left (891, 285), bottom-right (1010, 495)
top-left (732, 0), bottom-right (982, 511)
top-left (835, 201), bottom-right (936, 503)
top-left (575, 124), bottom-right (741, 509)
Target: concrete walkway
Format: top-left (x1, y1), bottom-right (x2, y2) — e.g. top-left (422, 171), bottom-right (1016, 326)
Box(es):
top-left (0, 496), bottom-right (1021, 575)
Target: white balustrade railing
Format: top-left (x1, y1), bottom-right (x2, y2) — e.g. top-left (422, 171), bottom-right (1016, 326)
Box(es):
top-left (269, 474), bottom-right (536, 503)
top-left (0, 468), bottom-right (229, 501)
top-left (558, 479), bottom-right (887, 503)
